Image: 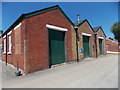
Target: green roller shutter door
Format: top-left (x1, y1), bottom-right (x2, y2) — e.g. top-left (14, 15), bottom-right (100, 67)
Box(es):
top-left (48, 29), bottom-right (65, 66)
top-left (99, 39), bottom-right (103, 55)
top-left (83, 35), bottom-right (90, 58)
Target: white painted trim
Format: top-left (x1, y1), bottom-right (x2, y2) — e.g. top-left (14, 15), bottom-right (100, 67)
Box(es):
top-left (82, 33), bottom-right (91, 36)
top-left (7, 35), bottom-right (12, 54)
top-left (46, 24), bottom-right (68, 31)
top-left (107, 51), bottom-right (120, 54)
top-left (7, 31), bottom-right (12, 35)
top-left (3, 38), bottom-right (6, 54)
top-left (3, 35), bottom-right (6, 39)
top-left (3, 52), bottom-right (6, 54)
top-left (98, 36), bottom-right (104, 39)
top-left (14, 23), bottom-right (21, 30)
top-left (7, 52), bottom-right (12, 54)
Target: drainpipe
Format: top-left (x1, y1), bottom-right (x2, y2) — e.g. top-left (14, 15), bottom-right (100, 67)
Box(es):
top-left (94, 33), bottom-right (97, 58)
top-left (75, 26), bottom-right (79, 62)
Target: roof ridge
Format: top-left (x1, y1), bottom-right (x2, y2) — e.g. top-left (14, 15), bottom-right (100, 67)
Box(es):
top-left (24, 5), bottom-right (59, 17)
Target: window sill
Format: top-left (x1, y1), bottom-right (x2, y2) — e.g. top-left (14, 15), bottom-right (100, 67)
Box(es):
top-left (7, 52), bottom-right (12, 54)
top-left (3, 52), bottom-right (6, 54)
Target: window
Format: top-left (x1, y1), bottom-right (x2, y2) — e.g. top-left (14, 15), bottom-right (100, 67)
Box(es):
top-left (3, 36), bottom-right (6, 54)
top-left (7, 31), bottom-right (12, 54)
top-left (7, 35), bottom-right (12, 54)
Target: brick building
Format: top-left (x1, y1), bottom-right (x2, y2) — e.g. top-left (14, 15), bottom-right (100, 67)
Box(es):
top-left (2, 5), bottom-right (107, 74)
top-left (93, 26), bottom-right (107, 57)
top-left (2, 5), bottom-right (77, 74)
top-left (74, 19), bottom-right (97, 59)
top-left (106, 38), bottom-right (119, 54)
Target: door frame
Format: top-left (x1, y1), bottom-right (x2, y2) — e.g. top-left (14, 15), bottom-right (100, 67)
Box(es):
top-left (99, 38), bottom-right (104, 55)
top-left (46, 24), bottom-right (68, 67)
top-left (82, 33), bottom-right (91, 58)
top-left (98, 36), bottom-right (104, 55)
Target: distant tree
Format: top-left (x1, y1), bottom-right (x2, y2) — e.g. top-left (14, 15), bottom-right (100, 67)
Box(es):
top-left (111, 22), bottom-right (120, 42)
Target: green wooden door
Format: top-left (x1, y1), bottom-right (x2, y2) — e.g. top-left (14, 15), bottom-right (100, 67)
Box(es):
top-left (99, 39), bottom-right (103, 55)
top-left (83, 36), bottom-right (90, 58)
top-left (48, 29), bottom-right (65, 66)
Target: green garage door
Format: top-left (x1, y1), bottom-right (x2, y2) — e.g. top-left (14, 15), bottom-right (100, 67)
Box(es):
top-left (83, 35), bottom-right (90, 58)
top-left (48, 29), bottom-right (65, 66)
top-left (99, 39), bottom-right (103, 55)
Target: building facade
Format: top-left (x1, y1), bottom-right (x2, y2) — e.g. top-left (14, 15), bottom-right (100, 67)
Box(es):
top-left (74, 19), bottom-right (97, 59)
top-left (106, 38), bottom-right (119, 54)
top-left (93, 26), bottom-right (107, 57)
top-left (2, 5), bottom-right (77, 74)
top-left (2, 5), bottom-right (107, 74)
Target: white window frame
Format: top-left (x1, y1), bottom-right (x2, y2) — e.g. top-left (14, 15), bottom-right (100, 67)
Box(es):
top-left (7, 31), bottom-right (12, 54)
top-left (46, 24), bottom-right (68, 31)
top-left (3, 35), bottom-right (6, 54)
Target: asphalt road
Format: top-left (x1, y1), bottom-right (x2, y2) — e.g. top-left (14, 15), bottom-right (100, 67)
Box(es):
top-left (2, 55), bottom-right (118, 88)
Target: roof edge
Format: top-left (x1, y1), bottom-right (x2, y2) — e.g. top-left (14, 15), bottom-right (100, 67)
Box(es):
top-left (77, 19), bottom-right (95, 33)
top-left (94, 26), bottom-right (106, 37)
top-left (2, 14), bottom-right (25, 37)
top-left (2, 5), bottom-right (74, 36)
top-left (99, 26), bottom-right (106, 37)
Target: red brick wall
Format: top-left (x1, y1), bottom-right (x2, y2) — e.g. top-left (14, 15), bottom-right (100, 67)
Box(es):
top-left (2, 9), bottom-right (74, 74)
top-left (106, 39), bottom-right (119, 52)
top-left (96, 28), bottom-right (107, 56)
top-left (2, 34), bottom-right (14, 65)
top-left (24, 9), bottom-right (74, 74)
top-left (2, 21), bottom-right (26, 71)
top-left (77, 21), bottom-right (96, 59)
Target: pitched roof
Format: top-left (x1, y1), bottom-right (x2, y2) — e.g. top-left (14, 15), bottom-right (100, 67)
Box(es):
top-left (2, 5), bottom-right (74, 36)
top-left (93, 26), bottom-right (106, 37)
top-left (74, 19), bottom-right (86, 26)
top-left (74, 19), bottom-right (95, 33)
top-left (93, 26), bottom-right (101, 32)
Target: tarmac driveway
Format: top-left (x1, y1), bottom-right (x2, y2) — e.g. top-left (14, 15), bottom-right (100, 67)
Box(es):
top-left (2, 55), bottom-right (118, 88)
